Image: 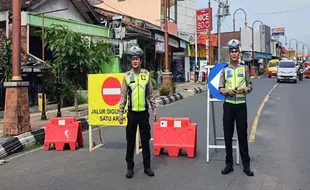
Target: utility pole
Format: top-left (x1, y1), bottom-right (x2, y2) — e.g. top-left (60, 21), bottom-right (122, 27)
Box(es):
top-left (162, 0), bottom-right (173, 94)
top-left (208, 0), bottom-right (211, 65)
top-left (216, 0), bottom-right (230, 63)
top-left (3, 0), bottom-right (31, 135)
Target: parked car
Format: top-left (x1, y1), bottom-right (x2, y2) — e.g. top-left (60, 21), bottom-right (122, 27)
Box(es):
top-left (277, 60), bottom-right (298, 83)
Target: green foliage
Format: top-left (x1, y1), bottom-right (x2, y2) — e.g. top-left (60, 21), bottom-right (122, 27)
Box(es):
top-left (44, 24), bottom-right (111, 111)
top-left (44, 25), bottom-right (93, 87)
top-left (78, 94), bottom-right (88, 104)
top-left (159, 85), bottom-right (170, 96)
top-left (258, 68), bottom-right (266, 76)
top-left (0, 39), bottom-right (12, 81)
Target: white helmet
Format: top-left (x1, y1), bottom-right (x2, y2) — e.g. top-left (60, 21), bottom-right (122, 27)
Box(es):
top-left (227, 39), bottom-right (241, 51)
top-left (128, 45), bottom-right (143, 57)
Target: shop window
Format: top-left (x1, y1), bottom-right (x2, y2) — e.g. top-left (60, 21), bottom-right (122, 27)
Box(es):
top-left (161, 0), bottom-right (177, 23)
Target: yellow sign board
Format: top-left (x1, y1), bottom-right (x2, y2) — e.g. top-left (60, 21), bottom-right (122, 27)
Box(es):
top-left (88, 73), bottom-right (127, 126)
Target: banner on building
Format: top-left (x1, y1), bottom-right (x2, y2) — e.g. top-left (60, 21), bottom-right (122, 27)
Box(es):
top-left (88, 73), bottom-right (127, 126)
top-left (272, 27), bottom-right (285, 36)
top-left (196, 8), bottom-right (213, 32)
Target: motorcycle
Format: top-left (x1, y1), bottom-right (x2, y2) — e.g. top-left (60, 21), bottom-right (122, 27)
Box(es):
top-left (298, 68), bottom-right (304, 81)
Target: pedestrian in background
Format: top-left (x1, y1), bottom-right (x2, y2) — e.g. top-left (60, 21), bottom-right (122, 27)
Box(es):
top-left (218, 39), bottom-right (254, 177)
top-left (195, 62), bottom-right (200, 82)
top-left (119, 45), bottom-right (157, 179)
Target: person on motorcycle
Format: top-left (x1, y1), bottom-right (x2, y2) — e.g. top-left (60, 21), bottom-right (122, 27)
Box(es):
top-left (297, 60), bottom-right (304, 80)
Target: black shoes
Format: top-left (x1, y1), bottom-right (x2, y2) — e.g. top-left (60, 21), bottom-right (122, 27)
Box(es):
top-left (126, 170), bottom-right (134, 178)
top-left (221, 166), bottom-right (234, 175)
top-left (126, 168), bottom-right (155, 178)
top-left (221, 166), bottom-right (254, 176)
top-left (144, 168), bottom-right (155, 177)
top-left (243, 168), bottom-right (254, 177)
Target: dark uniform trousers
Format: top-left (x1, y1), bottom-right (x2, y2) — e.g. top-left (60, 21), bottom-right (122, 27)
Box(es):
top-left (126, 110), bottom-right (151, 170)
top-left (223, 102), bottom-right (250, 168)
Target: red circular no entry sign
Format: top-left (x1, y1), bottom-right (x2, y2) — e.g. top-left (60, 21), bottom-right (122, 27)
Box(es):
top-left (101, 77), bottom-right (122, 106)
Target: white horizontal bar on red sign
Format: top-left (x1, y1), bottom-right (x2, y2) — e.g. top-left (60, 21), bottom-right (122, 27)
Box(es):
top-left (102, 88), bottom-right (121, 95)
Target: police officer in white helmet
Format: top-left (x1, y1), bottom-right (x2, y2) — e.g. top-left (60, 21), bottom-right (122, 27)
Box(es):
top-left (218, 39), bottom-right (254, 176)
top-left (119, 45), bottom-right (157, 178)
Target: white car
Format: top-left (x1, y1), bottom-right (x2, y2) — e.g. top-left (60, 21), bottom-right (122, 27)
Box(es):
top-left (277, 60), bottom-right (298, 83)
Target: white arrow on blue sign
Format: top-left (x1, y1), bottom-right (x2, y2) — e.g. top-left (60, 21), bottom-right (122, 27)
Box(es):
top-left (207, 62), bottom-right (229, 100)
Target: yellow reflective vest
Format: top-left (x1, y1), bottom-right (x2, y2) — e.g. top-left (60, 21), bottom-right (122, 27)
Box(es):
top-left (224, 65), bottom-right (247, 104)
top-left (125, 69), bottom-right (150, 112)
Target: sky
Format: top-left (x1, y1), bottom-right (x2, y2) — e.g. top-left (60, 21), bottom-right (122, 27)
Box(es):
top-left (196, 0), bottom-right (310, 52)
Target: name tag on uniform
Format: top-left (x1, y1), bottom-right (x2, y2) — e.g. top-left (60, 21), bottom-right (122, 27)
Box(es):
top-left (141, 75), bottom-right (146, 80)
top-left (130, 75), bottom-right (135, 83)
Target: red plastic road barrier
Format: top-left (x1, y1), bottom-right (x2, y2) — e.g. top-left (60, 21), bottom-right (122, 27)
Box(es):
top-left (44, 117), bottom-right (84, 151)
top-left (153, 117), bottom-right (197, 158)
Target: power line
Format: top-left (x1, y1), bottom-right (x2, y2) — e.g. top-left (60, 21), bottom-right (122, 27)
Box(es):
top-left (250, 5), bottom-right (310, 15)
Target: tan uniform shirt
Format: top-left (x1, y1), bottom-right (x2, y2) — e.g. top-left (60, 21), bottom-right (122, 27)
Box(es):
top-left (218, 63), bottom-right (252, 95)
top-left (119, 69), bottom-right (156, 117)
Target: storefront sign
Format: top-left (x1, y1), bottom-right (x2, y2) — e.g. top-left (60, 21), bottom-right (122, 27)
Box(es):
top-left (178, 31), bottom-right (195, 44)
top-left (154, 33), bottom-right (179, 50)
top-left (169, 38), bottom-right (179, 48)
top-left (155, 33), bottom-right (164, 53)
top-left (180, 40), bottom-right (187, 49)
top-left (196, 8), bottom-right (213, 32)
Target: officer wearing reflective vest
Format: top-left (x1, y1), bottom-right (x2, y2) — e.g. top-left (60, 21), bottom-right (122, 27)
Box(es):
top-left (218, 39), bottom-right (254, 177)
top-left (119, 45), bottom-right (157, 179)
top-left (195, 62), bottom-right (200, 82)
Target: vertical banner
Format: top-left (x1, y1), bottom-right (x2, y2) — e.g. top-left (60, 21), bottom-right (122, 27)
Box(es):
top-left (88, 73), bottom-right (127, 126)
top-left (196, 8), bottom-right (213, 32)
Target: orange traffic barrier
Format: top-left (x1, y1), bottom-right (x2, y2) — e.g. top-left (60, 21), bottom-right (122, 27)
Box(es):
top-left (153, 117), bottom-right (197, 158)
top-left (44, 117), bottom-right (84, 151)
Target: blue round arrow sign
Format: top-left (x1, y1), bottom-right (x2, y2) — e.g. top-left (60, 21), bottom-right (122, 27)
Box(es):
top-left (207, 62), bottom-right (229, 100)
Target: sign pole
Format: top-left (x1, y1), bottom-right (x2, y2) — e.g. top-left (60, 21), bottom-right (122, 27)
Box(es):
top-left (195, 16), bottom-right (198, 71)
top-left (206, 66), bottom-right (211, 163)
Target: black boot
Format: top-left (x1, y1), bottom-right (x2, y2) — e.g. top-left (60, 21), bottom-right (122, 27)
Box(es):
top-left (144, 168), bottom-right (155, 177)
top-left (221, 166), bottom-right (234, 175)
top-left (126, 170), bottom-right (134, 178)
top-left (243, 168), bottom-right (254, 177)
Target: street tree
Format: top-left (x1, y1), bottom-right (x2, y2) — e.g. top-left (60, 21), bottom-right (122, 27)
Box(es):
top-left (44, 24), bottom-right (111, 113)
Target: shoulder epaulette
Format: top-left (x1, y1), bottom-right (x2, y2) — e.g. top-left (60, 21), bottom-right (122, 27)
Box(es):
top-left (126, 71), bottom-right (131, 75)
top-left (141, 69), bottom-right (149, 74)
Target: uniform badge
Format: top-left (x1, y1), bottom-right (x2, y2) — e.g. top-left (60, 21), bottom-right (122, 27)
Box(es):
top-left (227, 70), bottom-right (232, 78)
top-left (141, 75), bottom-right (146, 80)
top-left (130, 75), bottom-right (135, 83)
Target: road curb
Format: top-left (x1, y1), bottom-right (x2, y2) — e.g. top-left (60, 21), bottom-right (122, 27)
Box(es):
top-left (0, 128), bottom-right (45, 161)
top-left (156, 93), bottom-right (183, 106)
top-left (0, 118), bottom-right (89, 162)
top-left (193, 87), bottom-right (205, 93)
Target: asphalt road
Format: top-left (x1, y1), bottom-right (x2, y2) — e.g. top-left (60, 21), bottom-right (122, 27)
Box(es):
top-left (1, 78), bottom-right (309, 190)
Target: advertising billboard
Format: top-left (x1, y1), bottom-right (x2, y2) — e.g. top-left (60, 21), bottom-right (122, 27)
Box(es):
top-left (272, 27), bottom-right (285, 36)
top-left (196, 8), bottom-right (213, 32)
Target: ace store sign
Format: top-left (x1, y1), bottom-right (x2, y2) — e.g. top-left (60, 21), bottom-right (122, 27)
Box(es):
top-left (196, 8), bottom-right (213, 32)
